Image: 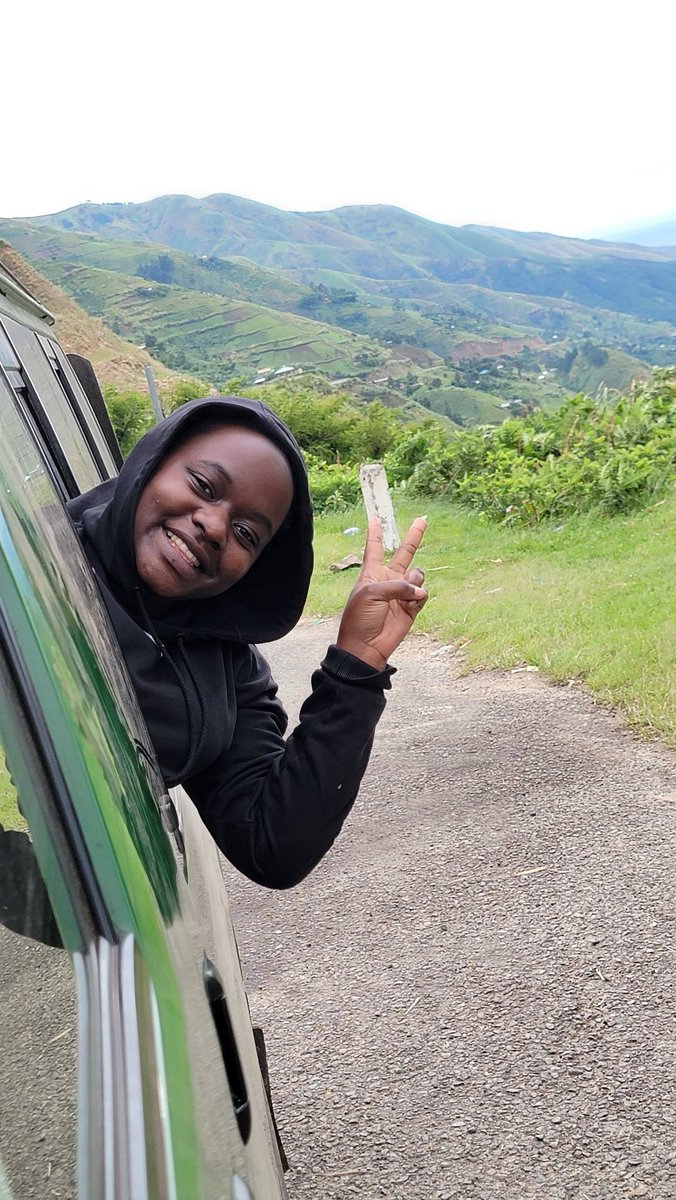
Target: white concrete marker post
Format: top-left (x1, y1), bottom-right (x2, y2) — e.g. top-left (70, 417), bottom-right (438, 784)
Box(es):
top-left (359, 463), bottom-right (400, 552)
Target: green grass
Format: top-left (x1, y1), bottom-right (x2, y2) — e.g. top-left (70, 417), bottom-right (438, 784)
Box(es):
top-left (0, 754), bottom-right (26, 831)
top-left (307, 491), bottom-right (676, 745)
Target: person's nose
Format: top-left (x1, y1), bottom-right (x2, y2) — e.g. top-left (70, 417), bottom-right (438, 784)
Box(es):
top-left (193, 501), bottom-right (227, 550)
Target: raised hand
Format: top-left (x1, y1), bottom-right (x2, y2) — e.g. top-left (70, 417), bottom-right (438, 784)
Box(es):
top-left (336, 516), bottom-right (428, 670)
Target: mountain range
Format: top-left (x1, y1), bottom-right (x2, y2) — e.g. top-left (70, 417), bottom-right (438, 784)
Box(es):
top-left (2, 194), bottom-right (675, 425)
top-left (596, 212), bottom-right (676, 248)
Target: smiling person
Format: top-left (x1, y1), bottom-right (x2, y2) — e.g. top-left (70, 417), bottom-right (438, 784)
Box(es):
top-left (68, 396), bottom-right (427, 888)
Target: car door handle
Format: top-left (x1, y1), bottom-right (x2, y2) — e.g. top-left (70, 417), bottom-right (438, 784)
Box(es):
top-left (202, 956), bottom-right (251, 1141)
top-left (158, 793), bottom-right (185, 855)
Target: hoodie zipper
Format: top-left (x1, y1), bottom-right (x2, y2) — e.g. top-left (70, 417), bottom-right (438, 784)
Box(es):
top-left (134, 589), bottom-right (207, 785)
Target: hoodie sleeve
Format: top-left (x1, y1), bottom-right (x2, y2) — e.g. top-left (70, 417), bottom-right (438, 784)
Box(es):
top-left (183, 644), bottom-right (393, 888)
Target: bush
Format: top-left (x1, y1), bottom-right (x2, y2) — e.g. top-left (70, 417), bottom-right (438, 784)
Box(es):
top-left (102, 368), bottom-right (675, 524)
top-left (402, 371), bottom-right (676, 523)
top-left (103, 386), bottom-right (153, 457)
top-left (167, 378), bottom-right (211, 410)
top-left (305, 456), bottom-right (361, 512)
top-left (383, 424), bottom-right (448, 484)
top-left (251, 388), bottom-right (403, 464)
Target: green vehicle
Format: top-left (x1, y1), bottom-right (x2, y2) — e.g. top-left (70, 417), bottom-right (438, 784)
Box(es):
top-left (0, 261), bottom-right (288, 1199)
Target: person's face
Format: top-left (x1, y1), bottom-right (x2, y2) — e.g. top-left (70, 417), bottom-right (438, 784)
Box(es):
top-left (133, 423), bottom-right (294, 600)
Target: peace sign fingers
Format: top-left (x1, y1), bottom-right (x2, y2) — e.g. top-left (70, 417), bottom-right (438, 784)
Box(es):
top-left (338, 515), bottom-right (430, 668)
top-left (389, 516), bottom-right (427, 575)
top-left (362, 516), bottom-right (386, 569)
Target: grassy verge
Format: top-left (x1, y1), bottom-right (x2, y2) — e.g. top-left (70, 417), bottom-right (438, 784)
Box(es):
top-left (307, 490), bottom-right (676, 746)
top-left (0, 754), bottom-right (26, 831)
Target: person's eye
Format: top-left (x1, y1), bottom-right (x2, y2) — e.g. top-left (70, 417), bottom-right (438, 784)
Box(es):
top-left (234, 524), bottom-right (258, 552)
top-left (190, 471), bottom-right (215, 500)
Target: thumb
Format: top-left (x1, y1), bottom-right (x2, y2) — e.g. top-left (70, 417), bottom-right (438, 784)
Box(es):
top-left (363, 579), bottom-right (427, 603)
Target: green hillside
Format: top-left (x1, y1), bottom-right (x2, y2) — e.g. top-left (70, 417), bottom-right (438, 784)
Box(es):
top-left (31, 259), bottom-right (400, 385)
top-left (0, 222), bottom-right (567, 421)
top-left (5, 195), bottom-right (670, 427)
top-left (0, 221), bottom-right (311, 311)
top-left (314, 206), bottom-right (676, 322)
top-left (9, 215), bottom-right (669, 368)
top-left (25, 193), bottom-right (676, 324)
top-left (544, 342), bottom-right (651, 394)
top-left (24, 194), bottom-right (676, 364)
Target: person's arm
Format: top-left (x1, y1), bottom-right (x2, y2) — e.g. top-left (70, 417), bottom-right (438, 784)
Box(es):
top-left (186, 516), bottom-right (428, 889)
top-left (185, 642), bottom-right (392, 888)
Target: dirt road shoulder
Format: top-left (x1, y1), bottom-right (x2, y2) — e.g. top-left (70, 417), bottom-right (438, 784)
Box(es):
top-left (226, 621), bottom-right (676, 1200)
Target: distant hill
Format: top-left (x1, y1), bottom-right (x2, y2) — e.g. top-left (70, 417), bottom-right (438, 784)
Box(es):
top-left (25, 194), bottom-right (424, 281)
top-left (23, 194), bottom-right (676, 324)
top-left (596, 213), bottom-right (676, 248)
top-left (0, 237), bottom-right (404, 384)
top-left (0, 240), bottom-right (185, 393)
top-left (4, 194), bottom-right (672, 424)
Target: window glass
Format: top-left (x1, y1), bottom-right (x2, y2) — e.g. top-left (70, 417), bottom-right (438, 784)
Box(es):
top-left (0, 324), bottom-right (20, 369)
top-left (0, 679), bottom-right (79, 1199)
top-left (39, 336), bottom-right (118, 479)
top-left (0, 317), bottom-right (103, 496)
top-left (0, 326), bottom-right (27, 401)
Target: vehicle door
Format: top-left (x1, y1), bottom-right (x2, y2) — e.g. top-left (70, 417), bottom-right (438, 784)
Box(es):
top-left (0, 360), bottom-right (287, 1197)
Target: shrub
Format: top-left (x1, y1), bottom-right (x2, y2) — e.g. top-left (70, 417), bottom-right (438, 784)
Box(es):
top-left (168, 378), bottom-right (211, 409)
top-left (103, 386), bottom-right (153, 457)
top-left (383, 424), bottom-right (448, 483)
top-left (102, 368), bottom-right (675, 524)
top-left (305, 455), bottom-right (361, 512)
top-left (250, 388), bottom-right (404, 465)
top-left (403, 372), bottom-right (676, 523)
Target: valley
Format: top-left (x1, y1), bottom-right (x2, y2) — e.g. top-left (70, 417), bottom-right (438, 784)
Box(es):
top-left (2, 195), bottom-right (675, 426)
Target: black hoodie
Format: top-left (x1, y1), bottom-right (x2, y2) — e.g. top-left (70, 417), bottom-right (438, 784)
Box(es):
top-left (68, 397), bottom-right (392, 888)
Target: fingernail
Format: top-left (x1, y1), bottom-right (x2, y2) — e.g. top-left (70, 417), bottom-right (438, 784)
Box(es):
top-left (418, 515), bottom-right (428, 522)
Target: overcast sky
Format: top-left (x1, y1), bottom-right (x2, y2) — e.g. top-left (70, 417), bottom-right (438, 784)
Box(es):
top-left (5, 0), bottom-right (674, 238)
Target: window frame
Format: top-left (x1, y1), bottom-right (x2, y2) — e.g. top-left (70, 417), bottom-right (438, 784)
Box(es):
top-left (38, 334), bottom-right (118, 480)
top-left (0, 315), bottom-right (111, 497)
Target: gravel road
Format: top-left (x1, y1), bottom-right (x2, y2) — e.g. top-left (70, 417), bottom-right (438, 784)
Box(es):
top-left (225, 619), bottom-right (676, 1200)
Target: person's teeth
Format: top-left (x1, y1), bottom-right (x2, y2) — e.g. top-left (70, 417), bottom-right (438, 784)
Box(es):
top-left (167, 530), bottom-right (200, 568)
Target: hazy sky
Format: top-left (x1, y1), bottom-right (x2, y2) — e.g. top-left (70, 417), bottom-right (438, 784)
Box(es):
top-left (5, 0), bottom-right (674, 237)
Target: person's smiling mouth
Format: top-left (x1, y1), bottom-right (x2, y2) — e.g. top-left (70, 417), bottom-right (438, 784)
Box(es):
top-left (164, 527), bottom-right (208, 574)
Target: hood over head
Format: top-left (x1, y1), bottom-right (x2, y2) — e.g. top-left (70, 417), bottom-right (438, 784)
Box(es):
top-left (68, 396), bottom-right (314, 644)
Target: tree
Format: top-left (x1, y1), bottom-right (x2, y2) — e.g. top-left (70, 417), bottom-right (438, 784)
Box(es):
top-left (168, 378), bottom-right (211, 410)
top-left (136, 253), bottom-right (175, 284)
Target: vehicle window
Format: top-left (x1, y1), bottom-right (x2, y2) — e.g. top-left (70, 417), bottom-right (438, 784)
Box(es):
top-left (0, 316), bottom-right (105, 497)
top-left (38, 335), bottom-right (118, 479)
top-left (0, 324), bottom-right (24, 395)
top-left (0, 671), bottom-right (81, 1199)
